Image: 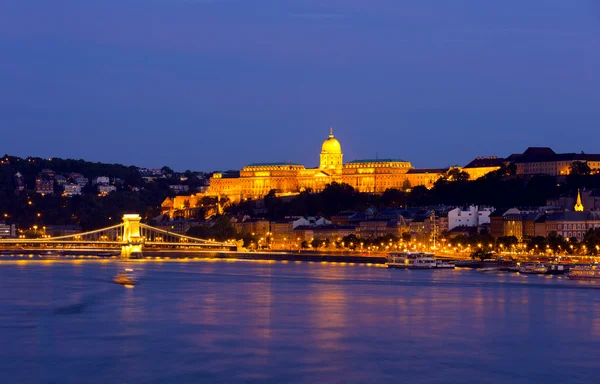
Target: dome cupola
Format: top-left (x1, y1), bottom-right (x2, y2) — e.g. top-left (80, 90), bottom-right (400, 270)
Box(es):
top-left (321, 128), bottom-right (342, 154)
top-left (319, 128), bottom-right (343, 172)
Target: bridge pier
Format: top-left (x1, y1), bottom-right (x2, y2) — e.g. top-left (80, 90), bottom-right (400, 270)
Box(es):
top-left (121, 214), bottom-right (144, 258)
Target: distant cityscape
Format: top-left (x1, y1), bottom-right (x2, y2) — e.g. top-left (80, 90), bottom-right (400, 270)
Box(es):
top-left (1, 131), bottom-right (600, 256)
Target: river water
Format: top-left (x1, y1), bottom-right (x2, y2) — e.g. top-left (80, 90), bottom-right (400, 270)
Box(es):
top-left (1, 259), bottom-right (600, 383)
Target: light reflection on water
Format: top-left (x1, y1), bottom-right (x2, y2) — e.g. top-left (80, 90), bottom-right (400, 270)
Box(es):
top-left (1, 260), bottom-right (600, 383)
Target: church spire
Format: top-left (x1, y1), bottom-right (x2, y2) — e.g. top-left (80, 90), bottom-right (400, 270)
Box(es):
top-left (574, 189), bottom-right (584, 212)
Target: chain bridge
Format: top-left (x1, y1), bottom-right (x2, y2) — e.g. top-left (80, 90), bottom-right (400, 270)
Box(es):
top-left (0, 214), bottom-right (238, 257)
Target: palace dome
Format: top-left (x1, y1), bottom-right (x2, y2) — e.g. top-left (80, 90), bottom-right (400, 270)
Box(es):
top-left (321, 128), bottom-right (342, 154)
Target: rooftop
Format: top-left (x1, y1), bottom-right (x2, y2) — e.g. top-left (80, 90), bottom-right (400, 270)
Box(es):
top-left (294, 225), bottom-right (355, 230)
top-left (510, 147), bottom-right (600, 164)
top-left (347, 158), bottom-right (407, 164)
top-left (463, 157), bottom-right (505, 168)
top-left (406, 168), bottom-right (449, 174)
top-left (246, 162), bottom-right (303, 167)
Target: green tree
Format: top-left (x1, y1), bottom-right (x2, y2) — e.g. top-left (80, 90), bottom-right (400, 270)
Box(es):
top-left (210, 215), bottom-right (237, 241)
top-left (446, 167), bottom-right (470, 182)
top-left (570, 161), bottom-right (591, 176)
top-left (402, 179), bottom-right (411, 191)
top-left (161, 166), bottom-right (175, 176)
top-left (320, 182), bottom-right (357, 217)
top-left (582, 228), bottom-right (600, 255)
top-left (527, 236), bottom-right (547, 252)
top-left (496, 236), bottom-right (518, 250)
top-left (186, 225), bottom-right (212, 239)
top-left (381, 188), bottom-right (406, 208)
top-left (547, 232), bottom-right (567, 254)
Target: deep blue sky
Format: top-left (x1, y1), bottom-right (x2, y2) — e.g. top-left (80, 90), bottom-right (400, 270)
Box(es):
top-left (1, 1), bottom-right (599, 171)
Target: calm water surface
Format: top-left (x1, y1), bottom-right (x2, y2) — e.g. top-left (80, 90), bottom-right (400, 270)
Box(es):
top-left (1, 259), bottom-right (600, 383)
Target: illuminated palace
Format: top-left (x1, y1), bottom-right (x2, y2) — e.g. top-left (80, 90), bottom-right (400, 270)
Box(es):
top-left (163, 129), bottom-right (452, 213)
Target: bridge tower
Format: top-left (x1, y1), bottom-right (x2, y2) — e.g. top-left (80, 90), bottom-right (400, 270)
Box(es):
top-left (121, 214), bottom-right (143, 258)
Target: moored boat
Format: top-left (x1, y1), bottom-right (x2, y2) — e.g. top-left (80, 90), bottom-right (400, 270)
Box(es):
top-left (40, 251), bottom-right (62, 259)
top-left (386, 252), bottom-right (410, 268)
top-left (566, 265), bottom-right (600, 280)
top-left (546, 264), bottom-right (568, 275)
top-left (436, 260), bottom-right (455, 269)
top-left (519, 264), bottom-right (548, 274)
top-left (406, 257), bottom-right (437, 269)
top-left (387, 252), bottom-right (430, 268)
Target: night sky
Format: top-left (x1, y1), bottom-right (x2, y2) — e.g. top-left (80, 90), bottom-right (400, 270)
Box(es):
top-left (1, 1), bottom-right (599, 171)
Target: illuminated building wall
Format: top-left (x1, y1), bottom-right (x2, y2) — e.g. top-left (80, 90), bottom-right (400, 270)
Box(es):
top-left (162, 130), bottom-right (481, 217)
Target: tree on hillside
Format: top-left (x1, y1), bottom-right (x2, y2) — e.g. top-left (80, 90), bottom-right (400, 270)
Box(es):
top-left (381, 188), bottom-right (406, 208)
top-left (402, 179), bottom-right (411, 191)
top-left (446, 167), bottom-right (470, 182)
top-left (487, 163), bottom-right (517, 179)
top-left (161, 166), bottom-right (174, 176)
top-left (320, 182), bottom-right (357, 217)
top-left (570, 161), bottom-right (591, 176)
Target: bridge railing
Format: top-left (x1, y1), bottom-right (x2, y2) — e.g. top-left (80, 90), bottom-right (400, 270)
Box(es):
top-left (0, 223), bottom-right (125, 244)
top-left (139, 223), bottom-right (235, 248)
top-left (0, 221), bottom-right (237, 250)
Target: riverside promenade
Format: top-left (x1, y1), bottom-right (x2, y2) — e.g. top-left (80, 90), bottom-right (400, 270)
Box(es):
top-left (0, 248), bottom-right (390, 264)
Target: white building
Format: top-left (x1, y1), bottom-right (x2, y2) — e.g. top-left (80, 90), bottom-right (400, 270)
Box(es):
top-left (142, 176), bottom-right (157, 183)
top-left (93, 176), bottom-right (110, 185)
top-left (448, 206), bottom-right (494, 230)
top-left (169, 185), bottom-right (189, 193)
top-left (98, 184), bottom-right (117, 196)
top-left (63, 183), bottom-right (82, 197)
top-left (55, 175), bottom-right (67, 186)
top-left (75, 177), bottom-right (89, 187)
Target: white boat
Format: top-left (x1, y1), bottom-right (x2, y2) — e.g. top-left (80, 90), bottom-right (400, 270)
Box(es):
top-left (387, 252), bottom-right (432, 268)
top-left (406, 257), bottom-right (437, 269)
top-left (113, 269), bottom-right (138, 286)
top-left (436, 260), bottom-right (455, 269)
top-left (566, 266), bottom-right (600, 281)
top-left (40, 251), bottom-right (61, 259)
top-left (519, 264), bottom-right (548, 274)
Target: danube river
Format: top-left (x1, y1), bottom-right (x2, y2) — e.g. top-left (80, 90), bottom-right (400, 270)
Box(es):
top-left (1, 259), bottom-right (600, 383)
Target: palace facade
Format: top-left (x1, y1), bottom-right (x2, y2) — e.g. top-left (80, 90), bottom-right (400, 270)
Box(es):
top-left (163, 130), bottom-right (452, 215)
top-left (161, 133), bottom-right (600, 218)
top-left (211, 129), bottom-right (452, 201)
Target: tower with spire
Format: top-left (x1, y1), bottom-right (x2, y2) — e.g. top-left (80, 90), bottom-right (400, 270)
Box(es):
top-left (574, 189), bottom-right (584, 212)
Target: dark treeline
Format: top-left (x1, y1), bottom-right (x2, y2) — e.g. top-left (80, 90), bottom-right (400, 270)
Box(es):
top-left (0, 186), bottom-right (169, 230)
top-left (1, 155), bottom-right (144, 190)
top-left (0, 155), bottom-right (205, 230)
top-left (229, 172), bottom-right (600, 221)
